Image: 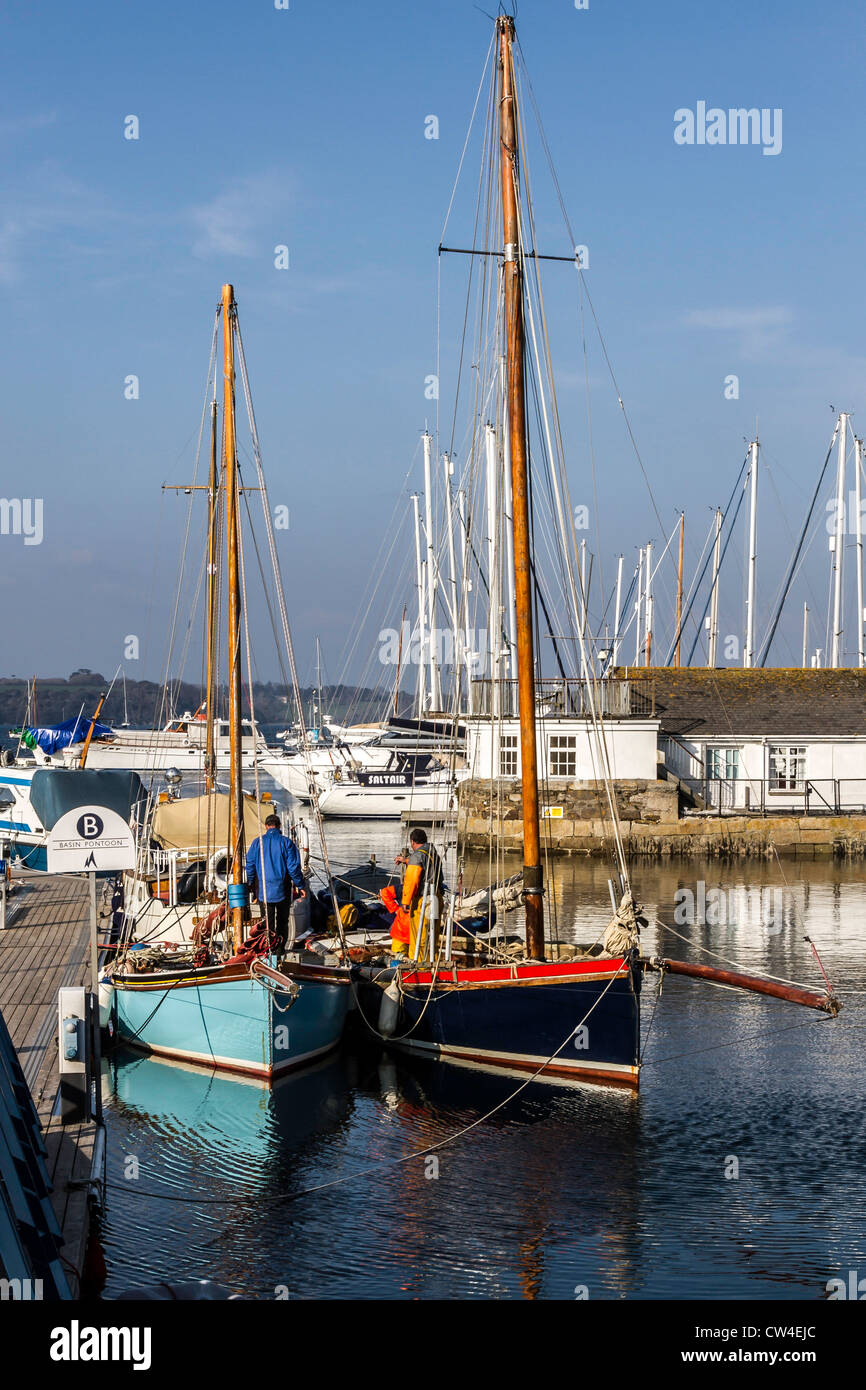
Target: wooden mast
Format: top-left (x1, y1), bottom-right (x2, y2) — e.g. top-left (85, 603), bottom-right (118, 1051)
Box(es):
top-left (222, 284), bottom-right (245, 951)
top-left (204, 396), bottom-right (219, 793)
top-left (78, 690), bottom-right (107, 769)
top-left (498, 16), bottom-right (544, 961)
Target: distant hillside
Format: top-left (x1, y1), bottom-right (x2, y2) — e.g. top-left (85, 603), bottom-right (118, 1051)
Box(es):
top-left (0, 669), bottom-right (396, 731)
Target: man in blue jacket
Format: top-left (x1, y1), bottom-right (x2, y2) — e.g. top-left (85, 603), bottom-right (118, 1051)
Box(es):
top-left (245, 813), bottom-right (306, 950)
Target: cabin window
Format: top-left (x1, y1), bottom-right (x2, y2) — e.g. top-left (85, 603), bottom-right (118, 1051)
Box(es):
top-left (499, 734), bottom-right (519, 777)
top-left (548, 734), bottom-right (577, 778)
top-left (707, 747), bottom-right (739, 781)
top-left (769, 746), bottom-right (805, 792)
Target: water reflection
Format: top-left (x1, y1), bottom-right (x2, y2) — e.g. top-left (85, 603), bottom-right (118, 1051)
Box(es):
top-left (352, 1046), bottom-right (643, 1299)
top-left (100, 847), bottom-right (866, 1300)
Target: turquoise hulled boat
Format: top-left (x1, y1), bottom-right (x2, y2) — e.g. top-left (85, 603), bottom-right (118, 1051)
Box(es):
top-left (111, 956), bottom-right (350, 1079)
top-left (107, 284), bottom-right (351, 1079)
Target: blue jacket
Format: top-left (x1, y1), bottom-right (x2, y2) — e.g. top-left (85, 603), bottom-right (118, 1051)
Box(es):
top-left (245, 828), bottom-right (305, 904)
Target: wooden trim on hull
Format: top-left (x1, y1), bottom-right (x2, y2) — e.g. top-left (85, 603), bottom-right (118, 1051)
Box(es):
top-left (118, 1035), bottom-right (342, 1080)
top-left (112, 960), bottom-right (352, 992)
top-left (393, 1036), bottom-right (640, 1089)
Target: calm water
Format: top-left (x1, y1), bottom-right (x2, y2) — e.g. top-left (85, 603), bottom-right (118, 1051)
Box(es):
top-left (98, 809), bottom-right (866, 1300)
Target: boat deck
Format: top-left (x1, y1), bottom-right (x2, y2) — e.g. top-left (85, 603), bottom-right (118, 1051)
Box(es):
top-left (0, 870), bottom-right (100, 1297)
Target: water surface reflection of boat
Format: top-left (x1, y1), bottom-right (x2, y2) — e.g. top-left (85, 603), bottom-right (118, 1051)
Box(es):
top-left (353, 1046), bottom-right (644, 1299)
top-left (108, 1047), bottom-right (354, 1177)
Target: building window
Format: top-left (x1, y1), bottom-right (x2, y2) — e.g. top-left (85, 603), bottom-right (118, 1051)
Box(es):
top-left (707, 747), bottom-right (739, 781)
top-left (769, 746), bottom-right (805, 792)
top-left (499, 734), bottom-right (519, 777)
top-left (548, 734), bottom-right (577, 778)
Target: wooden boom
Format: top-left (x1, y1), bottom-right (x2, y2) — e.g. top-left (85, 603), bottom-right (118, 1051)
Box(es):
top-left (645, 955), bottom-right (841, 1015)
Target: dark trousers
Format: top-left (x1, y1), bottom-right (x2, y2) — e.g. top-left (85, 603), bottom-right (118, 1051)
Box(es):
top-left (263, 899), bottom-right (290, 947)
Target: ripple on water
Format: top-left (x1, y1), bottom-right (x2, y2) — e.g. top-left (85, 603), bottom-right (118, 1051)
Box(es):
top-left (101, 853), bottom-right (866, 1299)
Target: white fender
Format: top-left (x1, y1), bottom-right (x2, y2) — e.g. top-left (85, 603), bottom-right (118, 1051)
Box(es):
top-left (98, 978), bottom-right (114, 1029)
top-left (208, 849), bottom-right (229, 894)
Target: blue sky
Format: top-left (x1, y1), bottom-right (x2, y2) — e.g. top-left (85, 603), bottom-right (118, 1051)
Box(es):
top-left (2, 0), bottom-right (865, 693)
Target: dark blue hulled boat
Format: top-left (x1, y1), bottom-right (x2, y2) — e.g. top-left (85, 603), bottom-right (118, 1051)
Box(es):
top-left (355, 16), bottom-right (645, 1089)
top-left (360, 955), bottom-right (640, 1087)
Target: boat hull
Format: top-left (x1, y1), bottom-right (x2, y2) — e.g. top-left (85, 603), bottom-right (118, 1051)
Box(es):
top-left (316, 778), bottom-right (459, 819)
top-left (110, 959), bottom-right (351, 1079)
top-left (59, 744), bottom-right (261, 772)
top-left (356, 956), bottom-right (640, 1087)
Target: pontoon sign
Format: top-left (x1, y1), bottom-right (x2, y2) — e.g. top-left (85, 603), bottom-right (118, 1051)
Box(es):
top-left (46, 806), bottom-right (136, 873)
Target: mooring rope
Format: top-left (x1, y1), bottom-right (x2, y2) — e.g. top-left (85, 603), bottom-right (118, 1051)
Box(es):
top-left (104, 960), bottom-right (632, 1206)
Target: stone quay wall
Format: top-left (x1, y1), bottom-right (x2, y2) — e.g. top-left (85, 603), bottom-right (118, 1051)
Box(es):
top-left (457, 779), bottom-right (866, 858)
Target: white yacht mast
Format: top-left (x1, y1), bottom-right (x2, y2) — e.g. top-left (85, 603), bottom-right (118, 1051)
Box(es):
top-left (708, 506), bottom-right (722, 667)
top-left (458, 487), bottom-right (474, 712)
top-left (644, 540), bottom-right (653, 665)
top-left (744, 439), bottom-right (758, 668)
top-left (611, 554), bottom-right (623, 668)
top-left (635, 547), bottom-right (644, 664)
top-left (411, 492), bottom-right (428, 712)
top-left (442, 451), bottom-right (460, 705)
top-left (484, 423), bottom-right (500, 704)
top-left (579, 538), bottom-right (588, 678)
top-left (802, 602), bottom-right (809, 669)
top-left (831, 413), bottom-right (847, 668)
top-left (422, 431), bottom-right (441, 709)
top-left (855, 434), bottom-right (864, 668)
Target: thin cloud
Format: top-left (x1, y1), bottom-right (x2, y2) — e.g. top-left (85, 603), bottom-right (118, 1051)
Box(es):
top-left (0, 110), bottom-right (58, 138)
top-left (682, 305), bottom-right (794, 359)
top-left (684, 307), bottom-right (793, 331)
top-left (188, 172), bottom-right (293, 260)
top-left (0, 163), bottom-right (115, 284)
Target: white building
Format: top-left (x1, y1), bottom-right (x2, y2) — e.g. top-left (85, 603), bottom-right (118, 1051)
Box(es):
top-left (465, 670), bottom-right (866, 817)
top-left (465, 678), bottom-right (660, 784)
top-left (647, 668), bottom-right (866, 814)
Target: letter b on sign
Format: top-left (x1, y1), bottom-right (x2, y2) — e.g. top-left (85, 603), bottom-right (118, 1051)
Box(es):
top-left (77, 814), bottom-right (104, 840)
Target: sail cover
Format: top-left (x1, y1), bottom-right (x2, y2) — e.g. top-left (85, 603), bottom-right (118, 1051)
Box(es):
top-left (29, 769), bottom-right (146, 830)
top-left (151, 793), bottom-right (270, 854)
top-left (20, 717), bottom-right (114, 755)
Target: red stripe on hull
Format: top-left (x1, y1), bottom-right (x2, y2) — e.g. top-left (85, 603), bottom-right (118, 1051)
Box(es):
top-left (400, 957), bottom-right (629, 988)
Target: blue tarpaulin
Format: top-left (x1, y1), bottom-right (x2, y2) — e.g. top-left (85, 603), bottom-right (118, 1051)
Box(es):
top-left (20, 717), bottom-right (114, 755)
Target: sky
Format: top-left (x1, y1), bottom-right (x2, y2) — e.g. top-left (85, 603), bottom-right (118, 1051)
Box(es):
top-left (1, 0), bottom-right (865, 695)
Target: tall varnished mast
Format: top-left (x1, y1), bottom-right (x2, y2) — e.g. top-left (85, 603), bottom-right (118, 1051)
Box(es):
top-left (204, 395), bottom-right (219, 793)
top-left (498, 16), bottom-right (544, 960)
top-left (222, 284), bottom-right (245, 950)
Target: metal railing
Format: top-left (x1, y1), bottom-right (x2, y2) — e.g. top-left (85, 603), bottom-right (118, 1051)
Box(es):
top-left (470, 677), bottom-right (655, 719)
top-left (679, 776), bottom-right (866, 817)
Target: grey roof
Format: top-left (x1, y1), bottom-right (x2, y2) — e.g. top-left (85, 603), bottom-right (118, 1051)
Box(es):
top-left (616, 668), bottom-right (866, 738)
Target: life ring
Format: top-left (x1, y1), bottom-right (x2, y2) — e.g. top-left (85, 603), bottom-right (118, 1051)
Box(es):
top-left (208, 849), bottom-right (229, 893)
